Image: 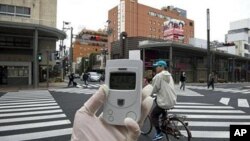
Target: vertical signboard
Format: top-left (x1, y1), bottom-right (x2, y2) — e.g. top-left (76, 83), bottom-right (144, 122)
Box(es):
top-left (118, 0), bottom-right (125, 39)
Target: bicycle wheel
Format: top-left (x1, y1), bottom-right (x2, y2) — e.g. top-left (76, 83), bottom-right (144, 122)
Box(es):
top-left (141, 115), bottom-right (152, 135)
top-left (164, 117), bottom-right (191, 141)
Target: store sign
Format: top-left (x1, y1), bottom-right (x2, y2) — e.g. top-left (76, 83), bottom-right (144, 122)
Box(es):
top-left (163, 19), bottom-right (185, 42)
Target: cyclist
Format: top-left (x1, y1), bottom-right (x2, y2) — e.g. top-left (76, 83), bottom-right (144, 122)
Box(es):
top-left (150, 60), bottom-right (177, 141)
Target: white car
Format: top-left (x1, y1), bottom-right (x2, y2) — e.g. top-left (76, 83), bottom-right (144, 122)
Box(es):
top-left (88, 72), bottom-right (101, 82)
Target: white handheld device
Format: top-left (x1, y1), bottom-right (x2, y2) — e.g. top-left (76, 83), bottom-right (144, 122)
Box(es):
top-left (103, 59), bottom-right (143, 125)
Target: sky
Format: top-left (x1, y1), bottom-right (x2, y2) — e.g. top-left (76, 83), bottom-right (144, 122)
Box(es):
top-left (57, 0), bottom-right (250, 47)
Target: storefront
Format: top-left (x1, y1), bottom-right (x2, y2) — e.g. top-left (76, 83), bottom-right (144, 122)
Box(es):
top-left (139, 41), bottom-right (250, 82)
top-left (0, 21), bottom-right (66, 87)
top-left (0, 62), bottom-right (31, 85)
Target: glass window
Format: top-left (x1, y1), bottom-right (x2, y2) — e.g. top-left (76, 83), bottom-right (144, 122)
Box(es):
top-left (23, 7), bottom-right (30, 15)
top-left (16, 6), bottom-right (24, 14)
top-left (0, 4), bottom-right (7, 12)
top-left (7, 5), bottom-right (14, 13)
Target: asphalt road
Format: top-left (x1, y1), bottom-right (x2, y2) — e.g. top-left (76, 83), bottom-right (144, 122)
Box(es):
top-left (0, 82), bottom-right (249, 141)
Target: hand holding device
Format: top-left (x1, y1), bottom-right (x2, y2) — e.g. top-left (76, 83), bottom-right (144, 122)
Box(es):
top-left (71, 85), bottom-right (154, 141)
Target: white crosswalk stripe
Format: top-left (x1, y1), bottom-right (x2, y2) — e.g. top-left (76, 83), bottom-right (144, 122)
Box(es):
top-left (219, 97), bottom-right (249, 108)
top-left (238, 99), bottom-right (250, 108)
top-left (187, 85), bottom-right (250, 94)
top-left (0, 90), bottom-right (72, 141)
top-left (219, 97), bottom-right (230, 105)
top-left (170, 102), bottom-right (250, 140)
top-left (50, 87), bottom-right (98, 94)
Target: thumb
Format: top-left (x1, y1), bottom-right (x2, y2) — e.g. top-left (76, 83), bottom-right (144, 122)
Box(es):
top-left (124, 118), bottom-right (140, 141)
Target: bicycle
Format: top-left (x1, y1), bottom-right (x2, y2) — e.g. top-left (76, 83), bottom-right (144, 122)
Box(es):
top-left (141, 109), bottom-right (192, 141)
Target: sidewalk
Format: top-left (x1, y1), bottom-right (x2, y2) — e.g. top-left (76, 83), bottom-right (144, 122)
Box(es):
top-left (0, 81), bottom-right (68, 92)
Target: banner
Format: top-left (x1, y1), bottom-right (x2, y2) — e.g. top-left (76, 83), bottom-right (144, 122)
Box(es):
top-left (163, 19), bottom-right (185, 42)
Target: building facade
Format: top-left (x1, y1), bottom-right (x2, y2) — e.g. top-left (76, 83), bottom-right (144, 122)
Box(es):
top-left (108, 0), bottom-right (194, 44)
top-left (226, 18), bottom-right (250, 58)
top-left (0, 0), bottom-right (65, 87)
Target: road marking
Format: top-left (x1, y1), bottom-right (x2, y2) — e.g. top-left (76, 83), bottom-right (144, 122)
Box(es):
top-left (188, 121), bottom-right (250, 127)
top-left (0, 98), bottom-right (55, 103)
top-left (174, 105), bottom-right (234, 109)
top-left (0, 101), bottom-right (55, 106)
top-left (0, 105), bottom-right (60, 112)
top-left (0, 103), bottom-right (57, 109)
top-left (176, 102), bottom-right (213, 105)
top-left (190, 131), bottom-right (229, 138)
top-left (219, 97), bottom-right (230, 105)
top-left (0, 114), bottom-right (66, 123)
top-left (238, 99), bottom-right (249, 108)
top-left (171, 109), bottom-right (244, 113)
top-left (0, 128), bottom-right (72, 141)
top-left (0, 120), bottom-right (71, 131)
top-left (185, 114), bottom-right (250, 119)
top-left (0, 109), bottom-right (63, 117)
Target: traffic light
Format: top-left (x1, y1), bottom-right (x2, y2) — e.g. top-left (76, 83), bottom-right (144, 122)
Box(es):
top-left (38, 53), bottom-right (42, 62)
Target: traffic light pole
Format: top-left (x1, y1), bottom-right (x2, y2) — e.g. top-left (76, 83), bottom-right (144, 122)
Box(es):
top-left (33, 28), bottom-right (39, 88)
top-left (207, 9), bottom-right (211, 83)
top-left (70, 27), bottom-right (73, 73)
top-left (46, 50), bottom-right (49, 88)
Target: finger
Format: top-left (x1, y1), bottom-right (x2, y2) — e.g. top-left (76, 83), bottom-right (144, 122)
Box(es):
top-left (138, 96), bottom-right (154, 127)
top-left (84, 85), bottom-right (108, 116)
top-left (124, 118), bottom-right (140, 141)
top-left (141, 84), bottom-right (153, 100)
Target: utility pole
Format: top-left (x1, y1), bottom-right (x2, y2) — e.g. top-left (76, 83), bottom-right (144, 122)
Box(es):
top-left (46, 50), bottom-right (49, 88)
top-left (70, 27), bottom-right (73, 73)
top-left (207, 9), bottom-right (211, 83)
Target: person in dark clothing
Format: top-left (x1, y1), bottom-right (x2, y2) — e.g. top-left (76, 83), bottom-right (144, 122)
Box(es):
top-left (180, 71), bottom-right (186, 91)
top-left (82, 72), bottom-right (89, 87)
top-left (68, 73), bottom-right (75, 87)
top-left (208, 72), bottom-right (215, 90)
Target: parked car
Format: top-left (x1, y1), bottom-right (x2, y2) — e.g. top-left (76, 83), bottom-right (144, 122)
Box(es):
top-left (88, 72), bottom-right (101, 82)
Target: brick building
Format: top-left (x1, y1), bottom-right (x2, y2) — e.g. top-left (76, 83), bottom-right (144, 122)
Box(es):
top-left (73, 29), bottom-right (108, 71)
top-left (108, 0), bottom-right (194, 44)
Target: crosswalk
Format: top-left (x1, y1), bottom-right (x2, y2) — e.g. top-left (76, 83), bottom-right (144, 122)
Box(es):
top-left (187, 86), bottom-right (250, 108)
top-left (76, 83), bottom-right (101, 89)
top-left (0, 90), bottom-right (72, 141)
top-left (170, 102), bottom-right (250, 140)
top-left (187, 85), bottom-right (250, 94)
top-left (219, 97), bottom-right (250, 108)
top-left (50, 87), bottom-right (98, 94)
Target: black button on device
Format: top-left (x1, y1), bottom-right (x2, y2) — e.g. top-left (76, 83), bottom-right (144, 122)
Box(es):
top-left (117, 99), bottom-right (125, 107)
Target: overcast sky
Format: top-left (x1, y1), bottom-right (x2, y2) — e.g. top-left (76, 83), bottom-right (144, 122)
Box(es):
top-left (57, 0), bottom-right (250, 47)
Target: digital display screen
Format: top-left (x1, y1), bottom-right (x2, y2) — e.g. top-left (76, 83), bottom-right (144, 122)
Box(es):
top-left (110, 72), bottom-right (136, 90)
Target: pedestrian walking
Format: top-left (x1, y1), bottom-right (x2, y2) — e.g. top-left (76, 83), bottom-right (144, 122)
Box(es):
top-left (82, 72), bottom-right (89, 87)
top-left (180, 71), bottom-right (186, 91)
top-left (207, 72), bottom-right (215, 90)
top-left (68, 73), bottom-right (75, 87)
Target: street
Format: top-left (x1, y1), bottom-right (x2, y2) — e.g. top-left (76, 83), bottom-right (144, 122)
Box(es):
top-left (0, 81), bottom-right (250, 141)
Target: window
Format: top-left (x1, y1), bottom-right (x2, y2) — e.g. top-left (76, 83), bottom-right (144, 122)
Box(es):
top-left (0, 4), bottom-right (30, 17)
top-left (189, 22), bottom-right (193, 26)
top-left (148, 11), bottom-right (156, 17)
top-left (244, 44), bottom-right (249, 50)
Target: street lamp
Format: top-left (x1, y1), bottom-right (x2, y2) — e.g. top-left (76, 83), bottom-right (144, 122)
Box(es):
top-left (106, 19), bottom-right (113, 60)
top-left (61, 21), bottom-right (74, 73)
